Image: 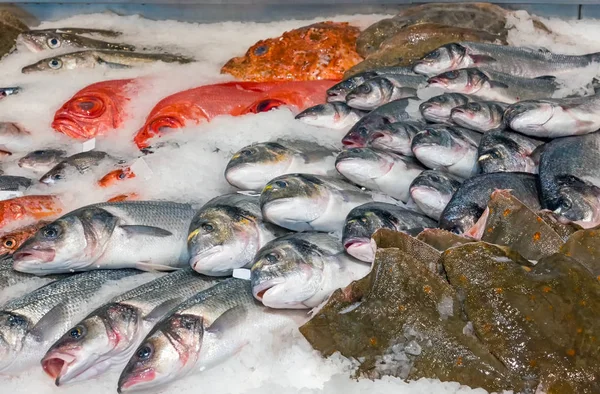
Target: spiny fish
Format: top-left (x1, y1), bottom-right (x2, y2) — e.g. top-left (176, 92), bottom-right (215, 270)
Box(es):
top-left (478, 130), bottom-right (544, 174)
top-left (409, 170), bottom-right (463, 221)
top-left (450, 100), bottom-right (508, 132)
top-left (419, 93), bottom-right (474, 123)
top-left (295, 102), bottom-right (367, 129)
top-left (18, 149), bottom-right (69, 173)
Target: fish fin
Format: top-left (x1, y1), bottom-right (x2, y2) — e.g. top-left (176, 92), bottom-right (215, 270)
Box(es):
top-left (206, 305), bottom-right (248, 337)
top-left (29, 303), bottom-right (69, 342)
top-left (144, 298), bottom-right (185, 323)
top-left (534, 75), bottom-right (556, 81)
top-left (488, 80), bottom-right (509, 89)
top-left (120, 225), bottom-right (173, 237)
top-left (575, 119), bottom-right (595, 128)
top-left (135, 261), bottom-right (179, 272)
top-left (96, 56), bottom-right (131, 69)
top-left (469, 54), bottom-right (497, 64)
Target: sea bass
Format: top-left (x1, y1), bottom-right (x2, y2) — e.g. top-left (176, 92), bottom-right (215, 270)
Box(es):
top-left (345, 74), bottom-right (424, 110)
top-left (294, 102), bottom-right (367, 129)
top-left (39, 151), bottom-right (123, 185)
top-left (133, 80), bottom-right (336, 149)
top-left (0, 269), bottom-right (145, 374)
top-left (41, 269), bottom-right (220, 386)
top-left (13, 201), bottom-right (195, 275)
top-left (326, 66), bottom-right (417, 102)
top-left (251, 232), bottom-right (370, 308)
top-left (478, 130), bottom-right (543, 174)
top-left (18, 29), bottom-right (135, 52)
top-left (18, 149), bottom-right (69, 173)
top-left (187, 193), bottom-right (287, 276)
top-left (361, 121), bottom-right (424, 156)
top-left (451, 100), bottom-right (508, 132)
top-left (225, 139), bottom-right (338, 191)
top-left (259, 174), bottom-right (374, 232)
top-left (409, 170), bottom-right (463, 220)
top-left (0, 256), bottom-right (63, 305)
top-left (419, 93), bottom-right (474, 123)
top-left (342, 202), bottom-right (437, 262)
top-left (117, 278), bottom-right (305, 392)
top-left (335, 148), bottom-right (425, 202)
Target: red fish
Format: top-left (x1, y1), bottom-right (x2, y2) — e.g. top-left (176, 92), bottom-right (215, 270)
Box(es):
top-left (97, 167), bottom-right (136, 188)
top-left (133, 80), bottom-right (336, 149)
top-left (52, 79), bottom-right (140, 140)
top-left (0, 220), bottom-right (50, 256)
top-left (0, 195), bottom-right (63, 230)
top-left (107, 193), bottom-right (140, 202)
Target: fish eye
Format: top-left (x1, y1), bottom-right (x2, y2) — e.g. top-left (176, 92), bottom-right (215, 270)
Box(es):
top-left (201, 223), bottom-right (214, 233)
top-left (240, 149), bottom-right (253, 157)
top-left (467, 102), bottom-right (482, 111)
top-left (47, 37), bottom-right (61, 49)
top-left (42, 226), bottom-right (59, 239)
top-left (274, 180), bottom-right (288, 188)
top-left (52, 173), bottom-right (63, 180)
top-left (253, 45), bottom-right (268, 56)
top-left (427, 50), bottom-right (440, 59)
top-left (136, 344), bottom-right (153, 361)
top-left (69, 326), bottom-right (85, 339)
top-left (70, 96), bottom-right (106, 118)
top-left (357, 83), bottom-right (371, 93)
top-left (265, 252), bottom-right (279, 263)
top-left (48, 58), bottom-right (63, 70)
top-left (3, 238), bottom-right (16, 249)
top-left (444, 71), bottom-right (460, 80)
top-left (118, 171), bottom-right (127, 179)
top-left (560, 197), bottom-right (572, 210)
top-left (32, 150), bottom-right (44, 155)
top-left (8, 314), bottom-right (26, 327)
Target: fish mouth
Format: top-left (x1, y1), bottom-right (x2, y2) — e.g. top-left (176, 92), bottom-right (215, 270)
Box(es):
top-left (52, 116), bottom-right (86, 139)
top-left (344, 238), bottom-right (375, 262)
top-left (13, 248), bottom-right (56, 265)
top-left (252, 278), bottom-right (285, 301)
top-left (189, 246), bottom-right (225, 272)
top-left (118, 368), bottom-right (157, 393)
top-left (18, 36), bottom-right (45, 53)
top-left (426, 76), bottom-right (447, 87)
top-left (341, 136), bottom-right (365, 148)
top-left (326, 91), bottom-right (346, 103)
top-left (42, 351), bottom-right (77, 385)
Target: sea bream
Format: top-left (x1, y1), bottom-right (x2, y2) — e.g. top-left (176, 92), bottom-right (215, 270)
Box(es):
top-left (413, 42), bottom-right (600, 78)
top-left (225, 139), bottom-right (338, 191)
top-left (504, 92), bottom-right (600, 138)
top-left (0, 269), bottom-right (145, 374)
top-left (18, 149), bottom-right (69, 173)
top-left (538, 131), bottom-right (600, 228)
top-left (251, 232), bottom-right (370, 308)
top-left (426, 68), bottom-right (559, 104)
top-left (419, 93), bottom-right (474, 123)
top-left (451, 100), bottom-right (508, 132)
top-left (326, 66), bottom-right (418, 102)
top-left (187, 193), bottom-right (287, 276)
top-left (411, 125), bottom-right (482, 178)
top-left (478, 130), bottom-right (544, 174)
top-left (335, 148), bottom-right (425, 202)
top-left (294, 102), bottom-right (367, 129)
top-left (39, 151), bottom-right (124, 185)
top-left (342, 202), bottom-right (437, 262)
top-left (409, 170), bottom-right (463, 221)
top-left (117, 278), bottom-right (306, 392)
top-left (18, 29), bottom-right (135, 52)
top-left (345, 74), bottom-right (425, 110)
top-left (259, 174), bottom-right (374, 232)
top-left (12, 201), bottom-right (196, 275)
top-left (41, 269), bottom-right (221, 386)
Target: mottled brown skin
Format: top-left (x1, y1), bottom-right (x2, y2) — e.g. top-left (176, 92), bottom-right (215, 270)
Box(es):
top-left (0, 220), bottom-right (49, 256)
top-left (0, 10), bottom-right (28, 58)
top-left (416, 228), bottom-right (474, 252)
top-left (221, 22), bottom-right (363, 82)
top-left (561, 229), bottom-right (600, 276)
top-left (347, 23), bottom-right (505, 77)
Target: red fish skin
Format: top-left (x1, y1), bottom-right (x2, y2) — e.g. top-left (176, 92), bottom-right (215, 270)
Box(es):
top-left (133, 80), bottom-right (337, 149)
top-left (0, 195), bottom-right (64, 230)
top-left (52, 79), bottom-right (140, 140)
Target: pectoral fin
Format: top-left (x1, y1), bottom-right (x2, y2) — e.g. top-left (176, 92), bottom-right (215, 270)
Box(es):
top-left (96, 56), bottom-right (132, 69)
top-left (120, 225), bottom-right (173, 237)
top-left (136, 261), bottom-right (179, 272)
top-left (145, 298), bottom-right (185, 322)
top-left (469, 54), bottom-right (497, 64)
top-left (29, 303), bottom-right (68, 342)
top-left (206, 305), bottom-right (248, 337)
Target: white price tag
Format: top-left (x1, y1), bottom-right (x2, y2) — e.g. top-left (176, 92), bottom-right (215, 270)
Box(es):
top-left (0, 190), bottom-right (24, 201)
top-left (81, 138), bottom-right (96, 152)
top-left (130, 157), bottom-right (153, 180)
top-left (232, 268), bottom-right (251, 281)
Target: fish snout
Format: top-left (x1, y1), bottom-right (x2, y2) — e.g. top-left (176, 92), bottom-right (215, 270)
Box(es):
top-left (343, 238), bottom-right (375, 263)
top-left (51, 116), bottom-right (87, 140)
top-left (41, 351), bottom-right (77, 385)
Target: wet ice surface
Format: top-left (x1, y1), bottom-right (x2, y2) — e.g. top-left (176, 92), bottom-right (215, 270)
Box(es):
top-left (0, 8), bottom-right (595, 394)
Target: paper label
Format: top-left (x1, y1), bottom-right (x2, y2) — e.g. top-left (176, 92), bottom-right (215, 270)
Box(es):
top-left (130, 157), bottom-right (153, 180)
top-left (232, 268), bottom-right (251, 281)
top-left (81, 138), bottom-right (96, 152)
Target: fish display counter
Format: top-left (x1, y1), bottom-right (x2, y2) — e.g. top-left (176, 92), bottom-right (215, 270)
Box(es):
top-left (0, 1), bottom-right (599, 394)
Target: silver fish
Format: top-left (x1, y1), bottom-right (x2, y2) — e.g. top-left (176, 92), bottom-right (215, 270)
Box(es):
top-left (342, 202), bottom-right (437, 262)
top-left (451, 100), bottom-right (508, 132)
top-left (13, 201), bottom-right (195, 275)
top-left (363, 121), bottom-right (424, 156)
top-left (335, 148), bottom-right (425, 202)
top-left (0, 175), bottom-right (33, 191)
top-left (326, 66), bottom-right (418, 102)
top-left (18, 149), bottom-right (69, 173)
top-left (413, 42), bottom-right (600, 78)
top-left (411, 125), bottom-right (482, 178)
top-left (187, 193), bottom-right (287, 276)
top-left (225, 139), bottom-right (338, 191)
top-left (419, 93), bottom-right (474, 123)
top-left (345, 74), bottom-right (424, 110)
top-left (0, 256), bottom-right (63, 305)
top-left (18, 30), bottom-right (135, 53)
top-left (251, 232), bottom-right (370, 308)
top-left (295, 102), bottom-right (367, 129)
top-left (427, 68), bottom-right (558, 104)
top-left (260, 174), bottom-right (374, 232)
top-left (0, 269), bottom-right (145, 374)
top-left (504, 92), bottom-right (600, 138)
top-left (41, 268), bottom-right (221, 386)
top-left (409, 170), bottom-right (463, 221)
top-left (39, 151), bottom-right (122, 185)
top-left (117, 278), bottom-right (305, 392)
top-left (478, 130), bottom-right (544, 174)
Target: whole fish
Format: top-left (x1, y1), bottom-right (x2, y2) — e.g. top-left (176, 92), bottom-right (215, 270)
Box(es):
top-left (53, 78), bottom-right (140, 140)
top-left (221, 22), bottom-right (362, 82)
top-left (538, 132), bottom-right (600, 228)
top-left (409, 170), bottom-right (463, 221)
top-left (478, 130), bottom-right (544, 174)
top-left (13, 201), bottom-right (195, 275)
top-left (341, 97), bottom-right (423, 148)
top-left (133, 80), bottom-right (336, 149)
top-left (450, 100), bottom-right (508, 132)
top-left (97, 167), bottom-right (136, 188)
top-left (427, 68), bottom-right (558, 104)
top-left (419, 93), bottom-right (474, 123)
top-left (187, 193), bottom-right (287, 276)
top-left (0, 269), bottom-right (144, 374)
top-left (225, 139), bottom-right (338, 191)
top-left (251, 232), bottom-right (370, 308)
top-left (411, 125), bottom-right (482, 178)
top-left (504, 93), bottom-right (600, 138)
top-left (39, 151), bottom-right (122, 185)
top-left (294, 102), bottom-right (367, 129)
top-left (342, 202), bottom-right (437, 262)
top-left (0, 175), bottom-right (33, 191)
top-left (363, 121), bottom-right (424, 156)
top-left (0, 195), bottom-right (63, 230)
top-left (335, 148), bottom-right (425, 202)
top-left (0, 87), bottom-right (20, 99)
top-left (345, 74), bottom-right (424, 110)
top-left (41, 269), bottom-right (220, 386)
top-left (440, 172), bottom-right (541, 235)
top-left (259, 174), bottom-right (374, 232)
top-left (413, 42), bottom-right (600, 78)
top-left (18, 30), bottom-right (135, 52)
top-left (22, 50), bottom-right (193, 73)
top-left (326, 66), bottom-right (417, 102)
top-left (0, 221), bottom-right (49, 257)
top-left (18, 149), bottom-right (69, 173)
top-left (117, 278), bottom-right (305, 392)
top-left (28, 28), bottom-right (123, 37)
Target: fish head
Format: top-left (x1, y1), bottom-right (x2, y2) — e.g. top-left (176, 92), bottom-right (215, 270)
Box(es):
top-left (419, 93), bottom-right (469, 123)
top-left (0, 312), bottom-right (30, 371)
top-left (98, 167), bottom-right (135, 188)
top-left (412, 126), bottom-right (465, 167)
top-left (326, 74), bottom-right (375, 102)
top-left (118, 313), bottom-right (203, 392)
top-left (413, 43), bottom-right (468, 76)
top-left (260, 174), bottom-right (330, 231)
top-left (478, 136), bottom-right (528, 173)
top-left (341, 117), bottom-right (382, 148)
top-left (225, 142), bottom-right (294, 190)
top-left (251, 236), bottom-right (327, 308)
top-left (366, 122), bottom-right (412, 153)
top-left (342, 207), bottom-right (391, 262)
top-left (440, 199), bottom-right (482, 235)
top-left (188, 207), bottom-right (258, 276)
top-left (295, 102), bottom-right (358, 129)
top-left (451, 101), bottom-right (493, 128)
top-left (410, 170), bottom-right (461, 215)
top-left (39, 162), bottom-right (76, 185)
top-left (22, 52), bottom-right (93, 74)
top-left (335, 148), bottom-right (394, 183)
top-left (18, 149), bottom-right (67, 172)
top-left (427, 69), bottom-right (476, 94)
top-left (550, 175), bottom-right (600, 225)
top-left (42, 303), bottom-right (140, 385)
top-left (346, 78), bottom-right (389, 109)
top-left (504, 101), bottom-right (555, 134)
top-left (0, 223), bottom-right (46, 256)
top-left (18, 31), bottom-right (65, 52)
